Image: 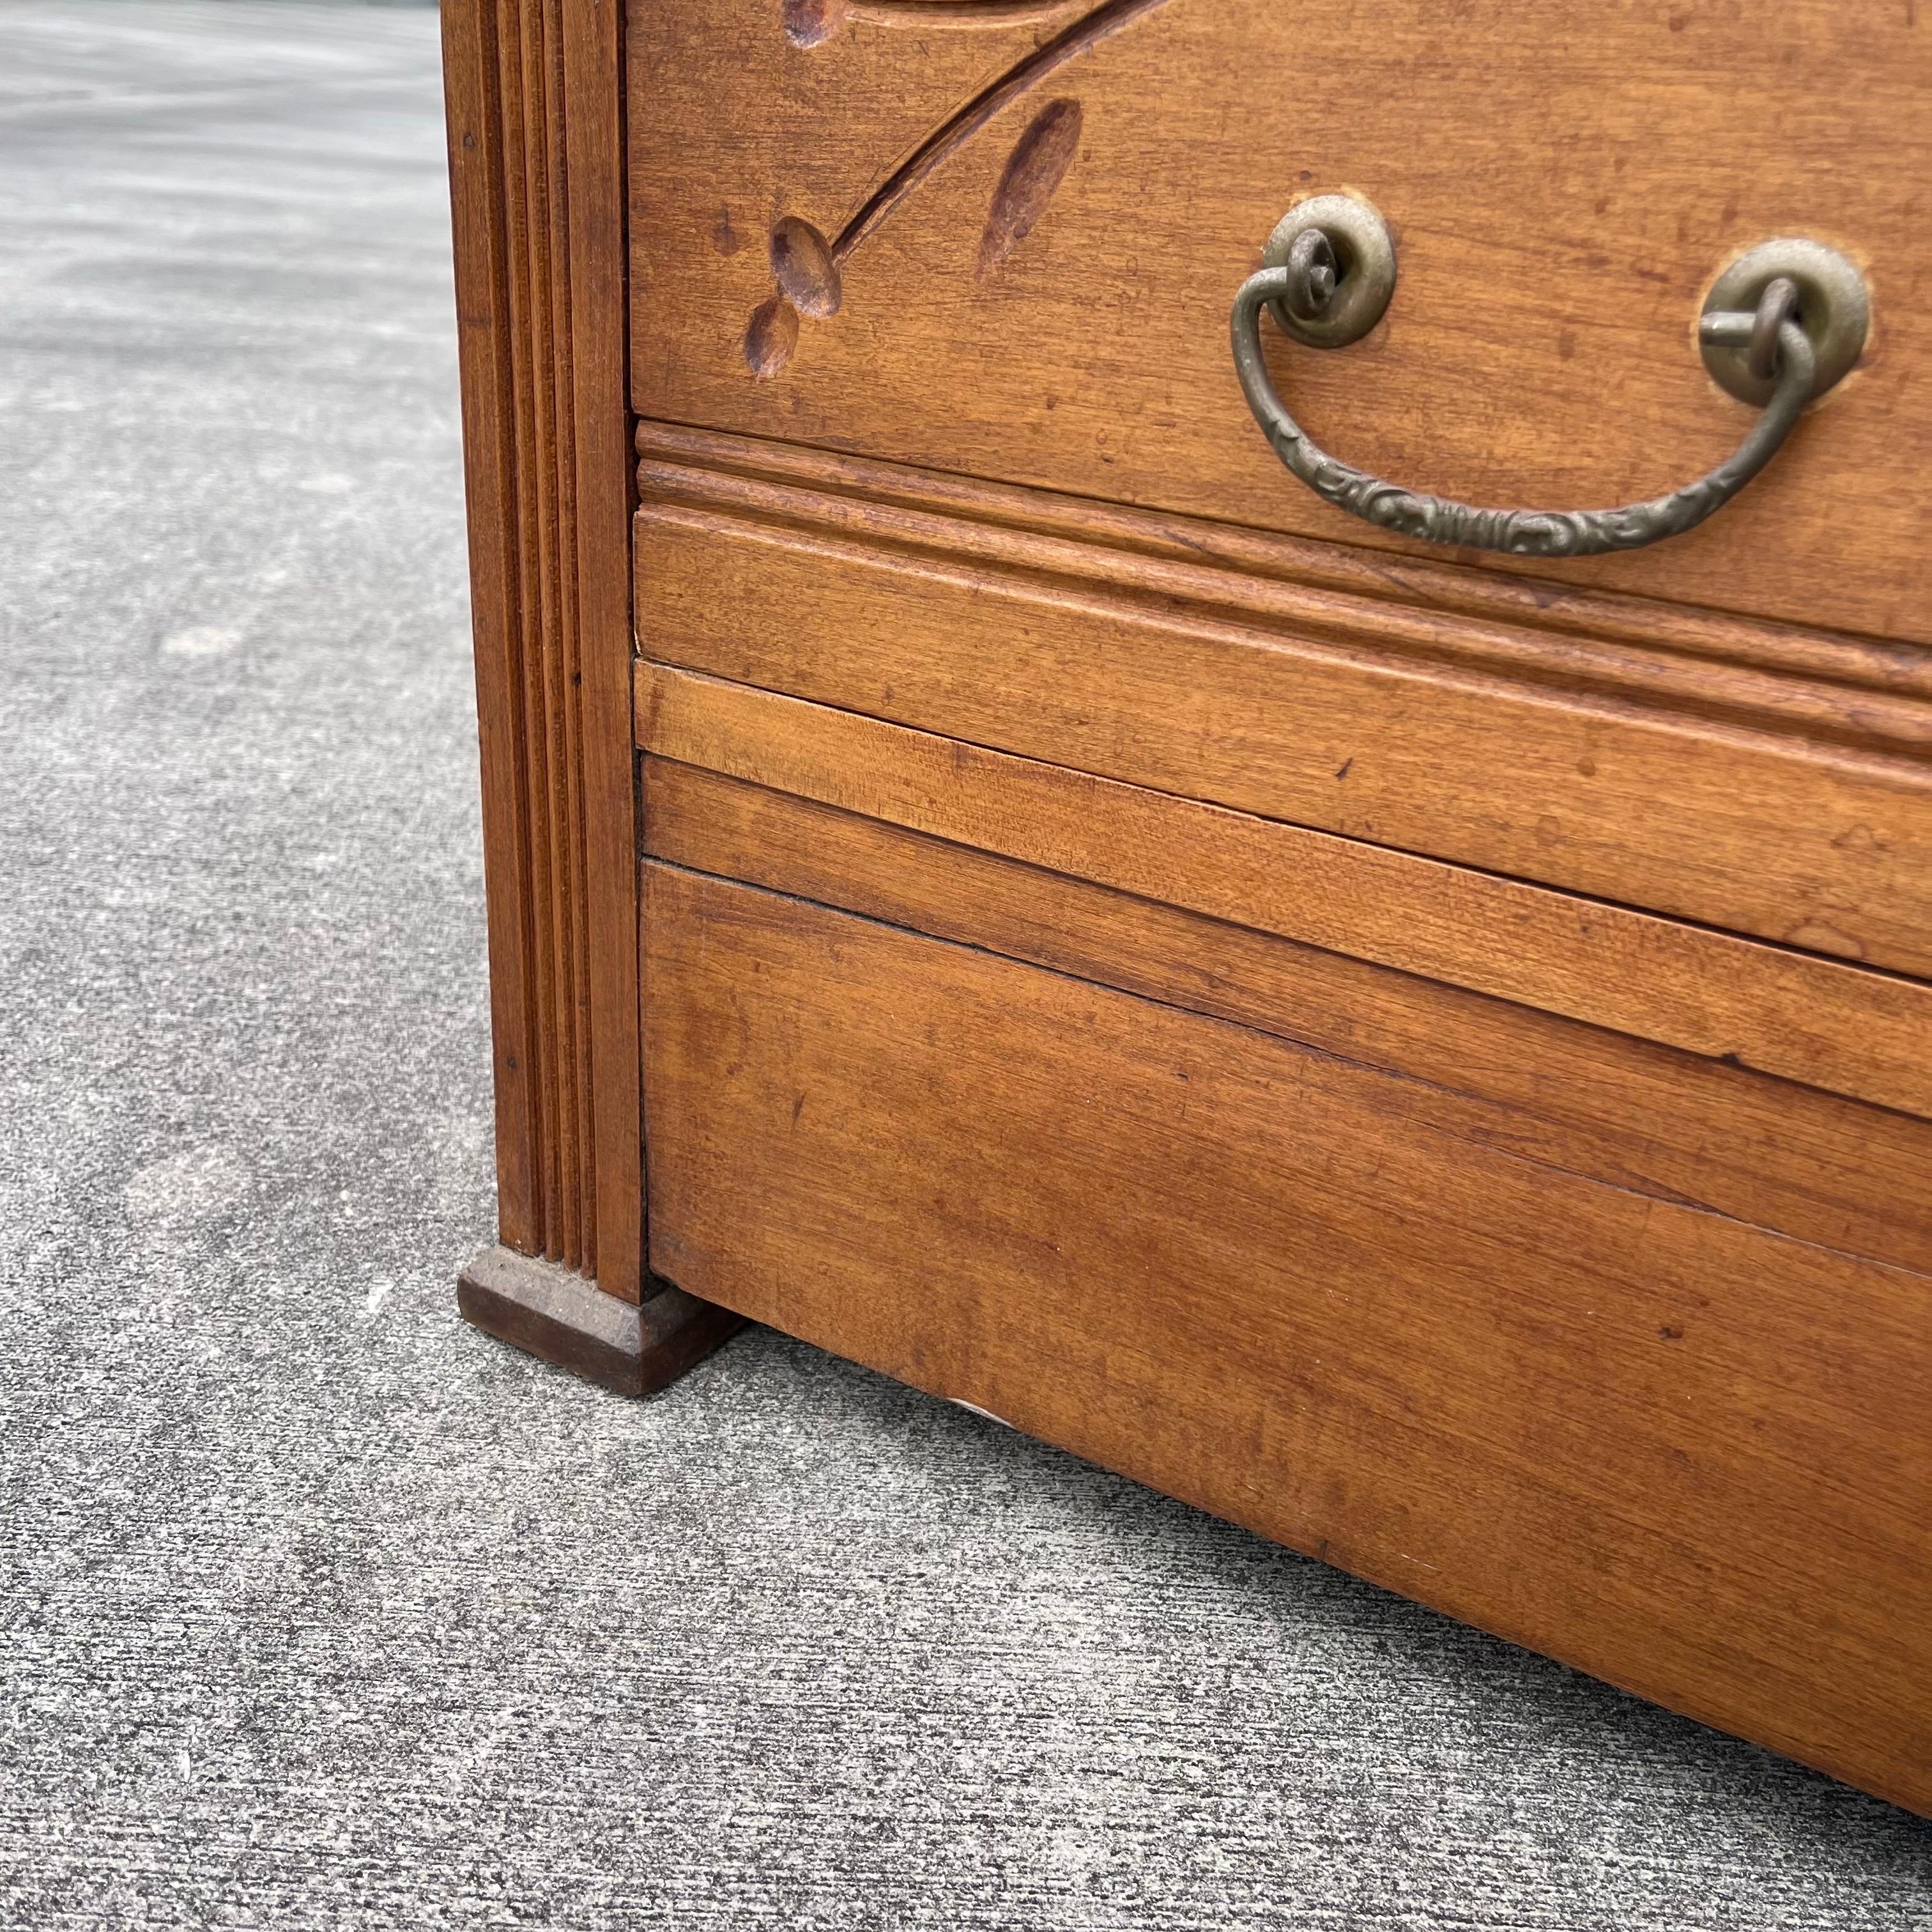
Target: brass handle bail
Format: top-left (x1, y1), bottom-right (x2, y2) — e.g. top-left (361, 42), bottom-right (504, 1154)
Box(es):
top-left (1232, 204), bottom-right (1870, 558)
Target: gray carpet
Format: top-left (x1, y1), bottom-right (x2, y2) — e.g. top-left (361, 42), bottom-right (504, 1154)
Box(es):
top-left (1, 4), bottom-right (1927, 1926)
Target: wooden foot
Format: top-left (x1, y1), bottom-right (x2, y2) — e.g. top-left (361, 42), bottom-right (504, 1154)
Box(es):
top-left (457, 1243), bottom-right (744, 1397)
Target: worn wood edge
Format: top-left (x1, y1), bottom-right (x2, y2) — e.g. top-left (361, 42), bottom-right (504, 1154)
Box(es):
top-left (634, 661), bottom-right (1932, 1121)
top-left (633, 420), bottom-right (1932, 732)
top-left (563, 0), bottom-right (645, 1300)
top-left (440, 0), bottom-right (645, 1298)
top-left (641, 758), bottom-right (1932, 1278)
top-left (441, 0), bottom-right (543, 1254)
top-left (457, 1243), bottom-right (744, 1397)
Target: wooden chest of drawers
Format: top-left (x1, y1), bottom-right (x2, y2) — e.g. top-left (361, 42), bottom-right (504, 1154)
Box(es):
top-left (441, 0), bottom-right (1931, 1814)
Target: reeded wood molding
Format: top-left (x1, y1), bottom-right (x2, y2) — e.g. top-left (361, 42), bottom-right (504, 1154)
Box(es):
top-left (634, 421), bottom-right (1932, 759)
top-left (443, 0), bottom-right (643, 1298)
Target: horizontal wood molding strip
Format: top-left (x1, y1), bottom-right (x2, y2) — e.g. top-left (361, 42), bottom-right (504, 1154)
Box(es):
top-left (634, 473), bottom-right (1932, 755)
top-left (642, 864), bottom-right (1932, 1818)
top-left (643, 759), bottom-right (1932, 1276)
top-left (634, 662), bottom-right (1932, 1121)
top-left (634, 421), bottom-right (1932, 727)
top-left (631, 500), bottom-right (1932, 977)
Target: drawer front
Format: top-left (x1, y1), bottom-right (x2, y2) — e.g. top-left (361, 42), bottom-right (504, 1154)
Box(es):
top-left (629, 0), bottom-right (1932, 646)
top-left (640, 855), bottom-right (1932, 1817)
top-left (635, 663), bottom-right (1932, 1120)
top-left (617, 0), bottom-right (1932, 1823)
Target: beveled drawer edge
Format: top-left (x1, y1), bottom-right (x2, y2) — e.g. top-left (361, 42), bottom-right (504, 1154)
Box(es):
top-left (635, 420), bottom-right (1932, 740)
top-left (633, 494), bottom-right (1932, 975)
top-left (634, 659), bottom-right (1932, 1123)
top-left (641, 758), bottom-right (1932, 1278)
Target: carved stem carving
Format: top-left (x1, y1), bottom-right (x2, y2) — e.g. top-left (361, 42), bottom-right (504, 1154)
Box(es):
top-left (748, 0), bottom-right (1171, 376)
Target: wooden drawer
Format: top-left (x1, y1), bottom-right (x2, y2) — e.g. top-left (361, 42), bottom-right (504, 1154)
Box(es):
top-left (638, 844), bottom-right (1932, 1818)
top-left (627, 1), bottom-right (1932, 969)
top-left (631, 673), bottom-right (1932, 1812)
top-left (629, 0), bottom-right (1932, 645)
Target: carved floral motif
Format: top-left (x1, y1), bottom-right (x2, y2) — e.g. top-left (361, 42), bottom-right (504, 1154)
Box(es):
top-left (747, 0), bottom-right (1169, 376)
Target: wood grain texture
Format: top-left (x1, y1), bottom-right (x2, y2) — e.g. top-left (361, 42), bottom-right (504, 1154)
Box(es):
top-left (630, 460), bottom-right (1932, 977)
top-left (443, 0), bottom-right (540, 1253)
top-left (626, 0), bottom-right (1932, 645)
top-left (634, 424), bottom-right (1932, 726)
top-left (562, 0), bottom-right (647, 1300)
top-left (442, 0), bottom-right (644, 1296)
top-left (643, 758), bottom-right (1932, 1276)
top-left (634, 664), bottom-right (1932, 1121)
top-left (641, 863), bottom-right (1932, 1818)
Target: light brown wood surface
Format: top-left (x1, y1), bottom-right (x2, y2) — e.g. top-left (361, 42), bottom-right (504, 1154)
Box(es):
top-left (443, 0), bottom-right (644, 1296)
top-left (643, 758), bottom-right (1932, 1276)
top-left (641, 862), bottom-right (1932, 1818)
top-left (627, 0), bottom-right (1932, 644)
top-left (634, 423), bottom-right (1932, 739)
top-left (631, 471), bottom-right (1932, 977)
top-left (443, 0), bottom-right (1932, 1817)
top-left (635, 663), bottom-right (1932, 1121)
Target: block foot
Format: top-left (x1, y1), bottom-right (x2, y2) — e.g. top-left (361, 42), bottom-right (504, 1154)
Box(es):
top-left (457, 1243), bottom-right (744, 1396)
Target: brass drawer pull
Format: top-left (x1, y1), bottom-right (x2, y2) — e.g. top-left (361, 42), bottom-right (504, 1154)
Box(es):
top-left (1230, 199), bottom-right (1870, 558)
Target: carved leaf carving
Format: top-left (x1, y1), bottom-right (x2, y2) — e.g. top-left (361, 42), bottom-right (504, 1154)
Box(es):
top-left (747, 1), bottom-right (1167, 376)
top-left (744, 296), bottom-right (801, 376)
top-left (978, 96), bottom-right (1082, 275)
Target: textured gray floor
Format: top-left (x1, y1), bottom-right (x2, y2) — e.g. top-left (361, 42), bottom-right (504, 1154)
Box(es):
top-left (1, 4), bottom-right (1928, 1926)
